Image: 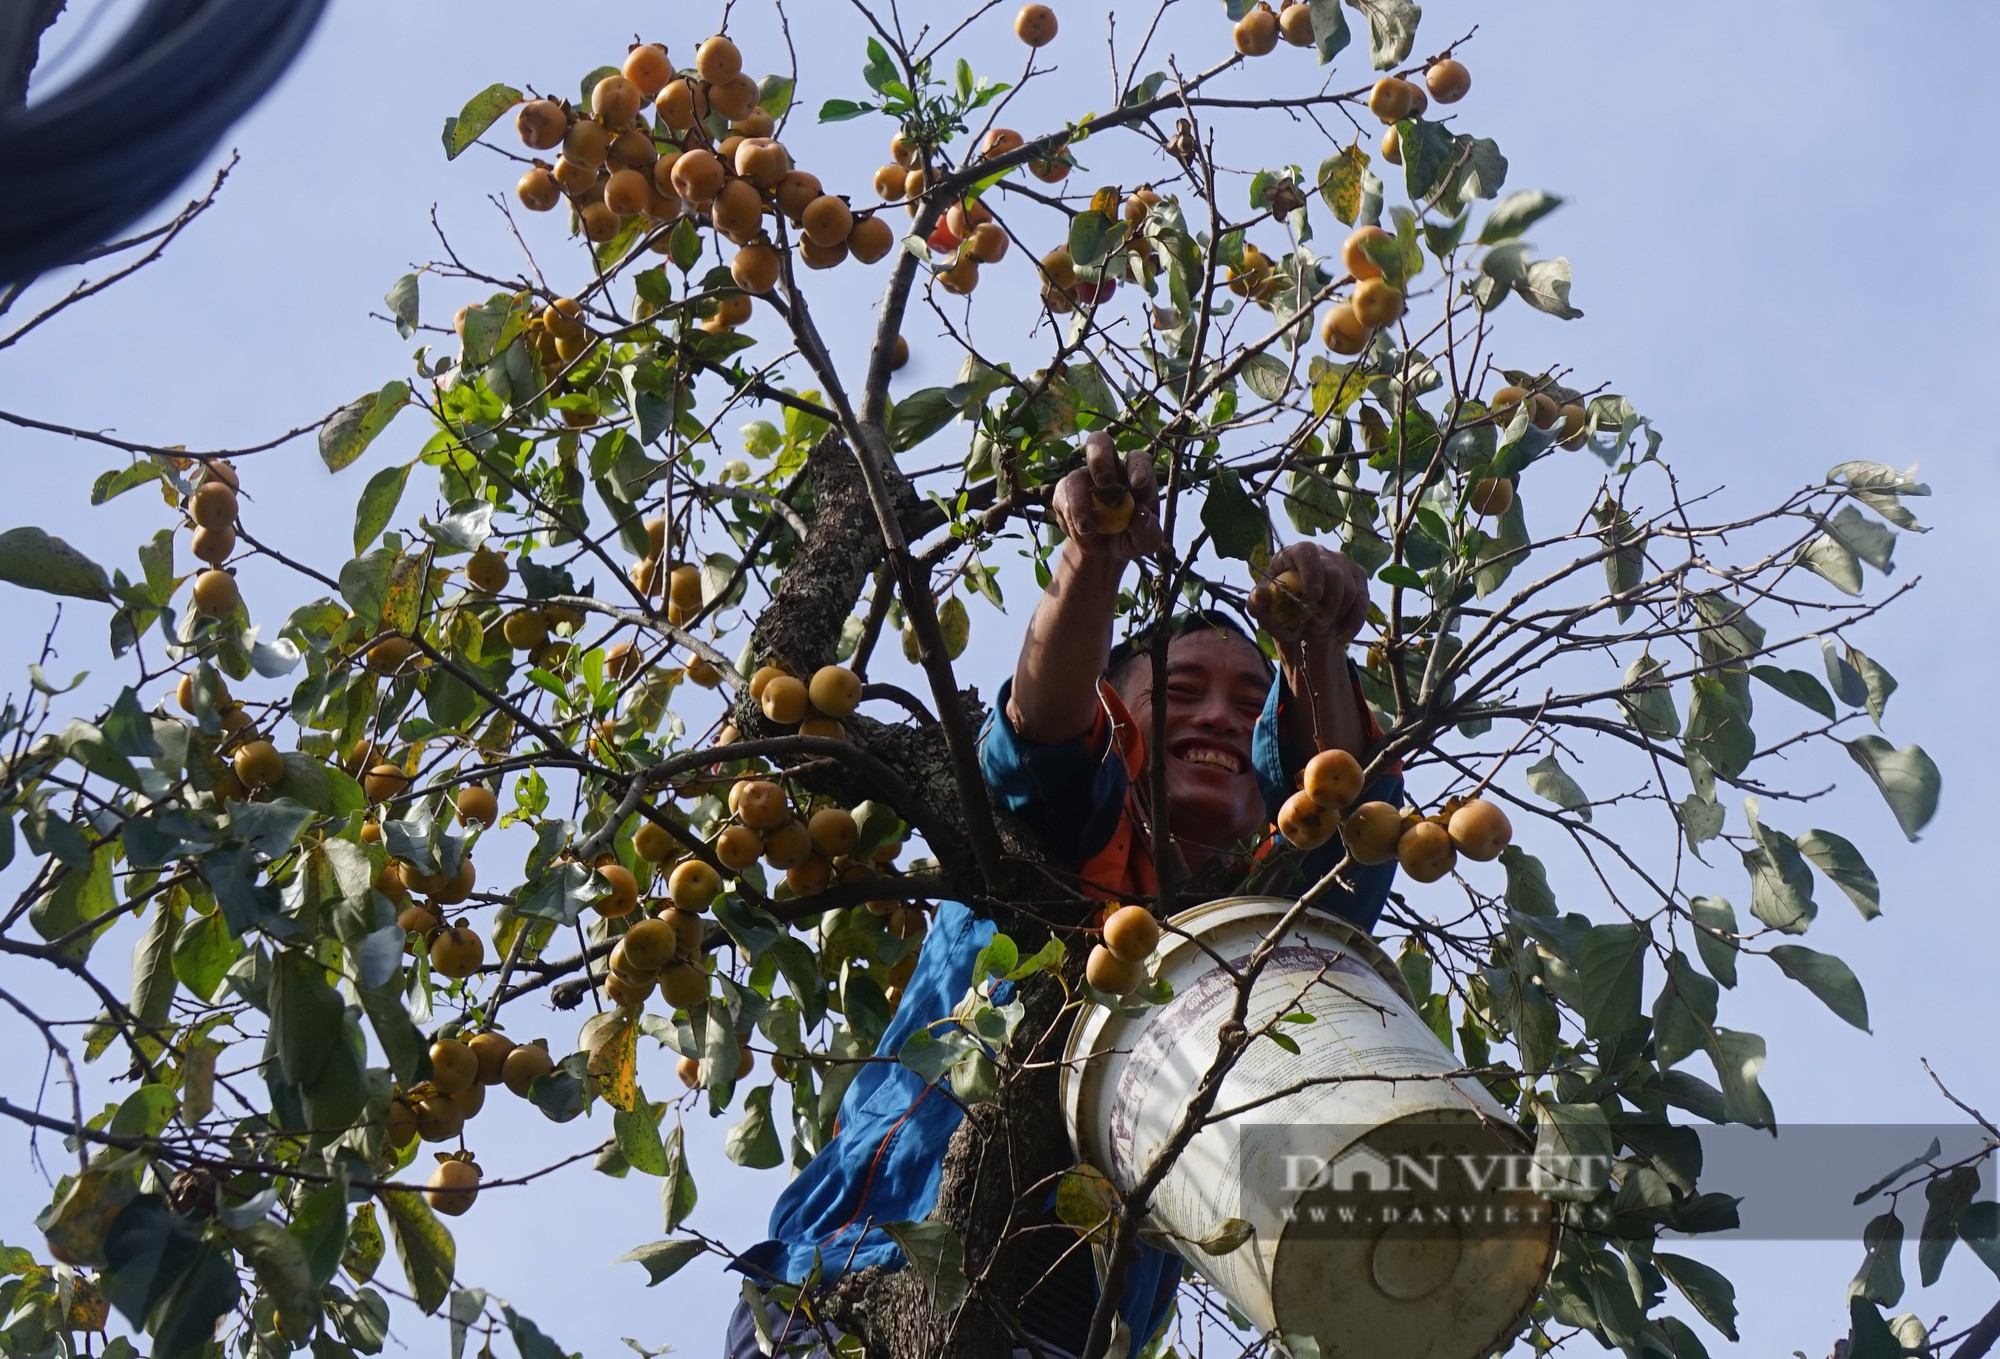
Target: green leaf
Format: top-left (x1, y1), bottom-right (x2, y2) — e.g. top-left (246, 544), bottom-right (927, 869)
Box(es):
top-left (1307, 0), bottom-right (1351, 62)
top-left (149, 1247), bottom-right (240, 1359)
top-left (1195, 1218), bottom-right (1256, 1256)
top-left (231, 1219), bottom-right (320, 1343)
top-left (31, 842), bottom-right (116, 959)
top-left (1498, 846), bottom-right (1556, 917)
top-left (1826, 503), bottom-right (1896, 572)
top-left (972, 933), bottom-right (1019, 984)
top-left (951, 1046), bottom-right (998, 1102)
top-left (617, 1239), bottom-right (704, 1286)
top-left (1704, 1028), bottom-right (1775, 1128)
top-left (1794, 830), bottom-right (1880, 921)
top-left (758, 73), bottom-right (795, 116)
top-left (1685, 677), bottom-right (1753, 781)
top-left (1849, 1209), bottom-right (1905, 1307)
top-left (173, 909), bottom-right (238, 1001)
top-left (1651, 952), bottom-right (1717, 1069)
top-left (887, 387), bottom-right (961, 452)
top-left (337, 1205), bottom-right (383, 1288)
top-left (385, 274), bottom-right (420, 339)
top-left (1846, 1298), bottom-right (1901, 1359)
top-left (1574, 922), bottom-right (1644, 1037)
top-left (1242, 353), bottom-right (1290, 402)
top-left (723, 1084), bottom-right (784, 1168)
top-left (1749, 664), bottom-right (1836, 720)
top-left (1528, 1098), bottom-right (1611, 1202)
top-left (0, 526), bottom-right (112, 602)
top-left (291, 1182), bottom-right (350, 1289)
top-left (818, 97), bottom-right (873, 123)
top-left (660, 1126), bottom-right (698, 1231)
top-left (1067, 210), bottom-right (1127, 269)
top-left (1478, 190), bottom-right (1564, 245)
top-left (376, 1191), bottom-right (455, 1314)
top-left (615, 1095), bottom-right (668, 1176)
top-left (1842, 736), bottom-right (1939, 841)
top-left (353, 463), bottom-right (412, 555)
top-left (1437, 134), bottom-right (1509, 213)
top-left (129, 896), bottom-right (182, 1033)
top-left (1830, 460), bottom-right (1930, 531)
top-left (880, 1222), bottom-right (969, 1311)
top-left (1524, 752), bottom-right (1591, 822)
top-left (1919, 1166), bottom-right (1979, 1286)
top-left (443, 83), bottom-right (522, 160)
top-left (1769, 944), bottom-right (1869, 1032)
top-left (1343, 0), bottom-right (1421, 68)
top-left (1582, 1244), bottom-right (1643, 1348)
top-left (449, 1288), bottom-right (487, 1359)
top-left (1846, 644), bottom-right (1898, 726)
top-left (1678, 794), bottom-right (1724, 849)
top-left (1618, 654), bottom-right (1679, 739)
top-left (228, 796), bottom-right (316, 858)
top-left (1958, 1201), bottom-right (2000, 1280)
top-left (270, 951), bottom-right (344, 1088)
top-left (328, 1285), bottom-right (390, 1354)
top-left (937, 595), bottom-right (970, 660)
top-left (1821, 635), bottom-right (1868, 708)
top-left (1397, 119), bottom-right (1458, 202)
top-left (1853, 1138), bottom-right (1942, 1206)
top-left (667, 217), bottom-right (704, 273)
top-left (1796, 528), bottom-right (1862, 595)
top-left (1006, 937), bottom-right (1066, 981)
top-left (1690, 896), bottom-right (1738, 989)
top-left (1654, 1252), bottom-right (1738, 1342)
top-left (320, 382), bottom-right (411, 472)
top-left (1652, 1317), bottom-right (1712, 1359)
top-left (96, 1195), bottom-right (204, 1328)
top-left (92, 460), bottom-right (168, 505)
top-left (516, 861), bottom-right (603, 926)
top-left (1317, 144), bottom-right (1370, 226)
top-left (1202, 470), bottom-right (1267, 561)
top-left (861, 37), bottom-right (897, 93)
top-left (1742, 805), bottom-right (1816, 935)
top-left (1516, 256), bottom-right (1583, 318)
top-left (896, 1028), bottom-right (964, 1085)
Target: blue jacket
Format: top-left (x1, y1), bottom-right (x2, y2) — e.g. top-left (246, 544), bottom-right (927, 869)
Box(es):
top-left (732, 674), bottom-right (1402, 1351)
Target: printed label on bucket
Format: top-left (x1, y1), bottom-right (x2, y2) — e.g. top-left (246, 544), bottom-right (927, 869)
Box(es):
top-left (1240, 1121), bottom-right (1583, 1241)
top-left (1236, 1122), bottom-right (2000, 1240)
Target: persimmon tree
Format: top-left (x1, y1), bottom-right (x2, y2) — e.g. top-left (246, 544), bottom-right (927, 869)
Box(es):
top-left (0, 3), bottom-right (1959, 1358)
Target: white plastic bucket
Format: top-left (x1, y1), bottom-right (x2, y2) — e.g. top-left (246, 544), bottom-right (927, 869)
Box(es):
top-left (1060, 896), bottom-right (1555, 1358)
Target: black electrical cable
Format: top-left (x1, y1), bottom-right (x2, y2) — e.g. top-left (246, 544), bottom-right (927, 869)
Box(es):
top-left (0, 0), bottom-right (329, 286)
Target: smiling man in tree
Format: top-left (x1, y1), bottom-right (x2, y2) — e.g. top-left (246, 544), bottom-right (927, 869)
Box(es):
top-left (727, 431), bottom-right (1402, 1359)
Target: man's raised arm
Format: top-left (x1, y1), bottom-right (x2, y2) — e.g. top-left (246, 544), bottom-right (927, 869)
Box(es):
top-left (1006, 431), bottom-right (1162, 745)
top-left (1247, 542), bottom-right (1375, 765)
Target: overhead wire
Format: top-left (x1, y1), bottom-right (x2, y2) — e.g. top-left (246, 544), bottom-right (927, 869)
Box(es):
top-left (0, 0), bottom-right (329, 285)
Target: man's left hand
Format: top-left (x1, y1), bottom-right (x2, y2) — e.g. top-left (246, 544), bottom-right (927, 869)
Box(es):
top-left (1248, 543), bottom-right (1369, 650)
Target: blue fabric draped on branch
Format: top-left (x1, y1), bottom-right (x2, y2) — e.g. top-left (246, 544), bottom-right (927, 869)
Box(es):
top-left (0, 0), bottom-right (328, 286)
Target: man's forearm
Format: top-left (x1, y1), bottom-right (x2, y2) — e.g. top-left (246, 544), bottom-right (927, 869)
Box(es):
top-left (1008, 544), bottom-right (1125, 745)
top-left (1277, 641), bottom-right (1371, 764)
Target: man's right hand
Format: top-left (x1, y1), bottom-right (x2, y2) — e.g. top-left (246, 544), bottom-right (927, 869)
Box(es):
top-left (1051, 430), bottom-right (1163, 563)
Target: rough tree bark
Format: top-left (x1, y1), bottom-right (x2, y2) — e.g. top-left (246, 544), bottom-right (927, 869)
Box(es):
top-left (740, 433), bottom-right (1101, 1359)
top-left (822, 967), bottom-right (1082, 1359)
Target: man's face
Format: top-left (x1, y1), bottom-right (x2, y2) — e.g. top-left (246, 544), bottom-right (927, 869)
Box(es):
top-left (1115, 629), bottom-right (1271, 857)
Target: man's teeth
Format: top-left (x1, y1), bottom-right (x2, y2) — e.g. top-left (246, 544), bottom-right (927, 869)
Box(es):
top-left (1183, 748), bottom-right (1241, 773)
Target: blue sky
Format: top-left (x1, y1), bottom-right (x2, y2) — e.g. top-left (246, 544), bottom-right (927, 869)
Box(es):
top-left (3, 1), bottom-right (1997, 1355)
